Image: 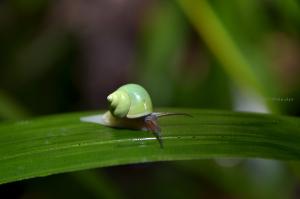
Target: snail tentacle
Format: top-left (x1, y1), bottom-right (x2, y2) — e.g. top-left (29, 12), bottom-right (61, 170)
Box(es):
top-left (152, 112), bottom-right (192, 118)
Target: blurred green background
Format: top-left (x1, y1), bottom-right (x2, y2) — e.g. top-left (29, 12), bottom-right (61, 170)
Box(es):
top-left (0, 0), bottom-right (300, 198)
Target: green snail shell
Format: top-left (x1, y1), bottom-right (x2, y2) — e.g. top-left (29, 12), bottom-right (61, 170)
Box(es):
top-left (107, 84), bottom-right (153, 118)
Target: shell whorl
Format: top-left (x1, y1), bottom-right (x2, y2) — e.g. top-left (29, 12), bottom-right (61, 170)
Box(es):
top-left (107, 90), bottom-right (130, 118)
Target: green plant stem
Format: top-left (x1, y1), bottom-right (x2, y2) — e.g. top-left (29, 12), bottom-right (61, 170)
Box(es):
top-left (177, 0), bottom-right (277, 111)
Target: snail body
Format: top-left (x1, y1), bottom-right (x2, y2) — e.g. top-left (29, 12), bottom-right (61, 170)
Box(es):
top-left (81, 83), bottom-right (189, 148)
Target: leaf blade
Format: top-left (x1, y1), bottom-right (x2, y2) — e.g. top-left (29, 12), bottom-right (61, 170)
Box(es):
top-left (0, 109), bottom-right (300, 185)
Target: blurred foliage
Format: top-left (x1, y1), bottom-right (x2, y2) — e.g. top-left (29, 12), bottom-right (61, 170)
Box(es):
top-left (0, 0), bottom-right (300, 198)
top-left (176, 159), bottom-right (296, 199)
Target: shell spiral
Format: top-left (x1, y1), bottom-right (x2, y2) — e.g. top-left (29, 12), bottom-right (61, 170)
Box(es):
top-left (107, 84), bottom-right (153, 118)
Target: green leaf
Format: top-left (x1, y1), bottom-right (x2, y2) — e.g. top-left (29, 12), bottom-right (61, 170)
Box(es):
top-left (0, 109), bottom-right (300, 185)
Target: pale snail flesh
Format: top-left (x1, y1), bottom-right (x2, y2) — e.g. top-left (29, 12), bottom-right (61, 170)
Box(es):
top-left (80, 83), bottom-right (189, 148)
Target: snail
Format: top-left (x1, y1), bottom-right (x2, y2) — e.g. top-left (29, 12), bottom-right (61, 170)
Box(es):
top-left (80, 83), bottom-right (189, 148)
